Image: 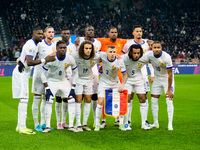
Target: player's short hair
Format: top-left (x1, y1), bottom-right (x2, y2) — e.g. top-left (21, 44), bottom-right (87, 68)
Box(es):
top-left (152, 41), bottom-right (162, 46)
top-left (109, 26), bottom-right (117, 32)
top-left (56, 40), bottom-right (66, 48)
top-left (33, 26), bottom-right (42, 32)
top-left (85, 25), bottom-right (94, 30)
top-left (132, 25), bottom-right (143, 31)
top-left (128, 44), bottom-right (143, 59)
top-left (107, 45), bottom-right (116, 50)
top-left (44, 26), bottom-right (54, 32)
top-left (62, 27), bottom-right (70, 31)
top-left (78, 40), bottom-right (95, 59)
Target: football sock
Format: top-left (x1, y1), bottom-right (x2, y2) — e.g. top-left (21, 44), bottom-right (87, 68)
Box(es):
top-left (68, 99), bottom-right (75, 128)
top-left (166, 98), bottom-right (174, 128)
top-left (140, 102), bottom-right (147, 125)
top-left (55, 102), bottom-right (61, 125)
top-left (146, 99), bottom-right (149, 121)
top-left (61, 102), bottom-right (68, 124)
top-left (151, 97), bottom-right (159, 125)
top-left (92, 100), bottom-right (97, 125)
top-left (32, 96), bottom-right (41, 127)
top-left (75, 103), bottom-right (81, 127)
top-left (17, 99), bottom-right (28, 129)
top-left (40, 96), bottom-right (46, 125)
top-left (83, 102), bottom-right (91, 126)
top-left (128, 100), bottom-right (133, 122)
top-left (96, 104), bottom-right (103, 126)
top-left (45, 99), bottom-right (53, 128)
top-left (124, 103), bottom-right (130, 124)
top-left (119, 116), bottom-right (124, 125)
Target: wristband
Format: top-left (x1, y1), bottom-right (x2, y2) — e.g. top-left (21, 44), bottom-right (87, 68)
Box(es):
top-left (41, 58), bottom-right (46, 64)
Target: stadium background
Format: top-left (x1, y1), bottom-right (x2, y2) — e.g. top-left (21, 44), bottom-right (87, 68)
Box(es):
top-left (0, 0), bottom-right (200, 150)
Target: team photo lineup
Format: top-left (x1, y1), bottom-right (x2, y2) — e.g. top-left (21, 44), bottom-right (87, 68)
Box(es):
top-left (12, 25), bottom-right (175, 134)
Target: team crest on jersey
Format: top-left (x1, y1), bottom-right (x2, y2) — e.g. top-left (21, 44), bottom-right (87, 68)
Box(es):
top-left (29, 49), bottom-right (32, 53)
top-left (52, 48), bottom-right (56, 52)
top-left (94, 46), bottom-right (98, 51)
top-left (68, 49), bottom-right (72, 54)
top-left (35, 88), bottom-right (37, 91)
top-left (90, 61), bottom-right (94, 65)
top-left (112, 65), bottom-right (116, 70)
top-left (65, 63), bottom-right (69, 67)
top-left (138, 63), bottom-right (143, 67)
top-left (159, 61), bottom-right (163, 65)
top-left (143, 49), bottom-right (146, 52)
top-left (26, 93), bottom-right (28, 96)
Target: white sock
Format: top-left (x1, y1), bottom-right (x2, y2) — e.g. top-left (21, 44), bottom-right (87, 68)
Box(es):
top-left (92, 100), bottom-right (97, 125)
top-left (140, 102), bottom-right (147, 125)
top-left (40, 96), bottom-right (46, 125)
top-left (45, 99), bottom-right (53, 128)
top-left (125, 103), bottom-right (130, 124)
top-left (17, 99), bottom-right (28, 129)
top-left (119, 116), bottom-right (124, 125)
top-left (146, 99), bottom-right (149, 121)
top-left (128, 100), bottom-right (133, 122)
top-left (61, 102), bottom-right (68, 124)
top-left (151, 97), bottom-right (159, 125)
top-left (166, 98), bottom-right (174, 128)
top-left (95, 104), bottom-right (103, 126)
top-left (55, 102), bottom-right (61, 125)
top-left (75, 103), bottom-right (81, 127)
top-left (68, 99), bottom-right (75, 128)
top-left (32, 96), bottom-right (41, 127)
top-left (82, 102), bottom-right (91, 126)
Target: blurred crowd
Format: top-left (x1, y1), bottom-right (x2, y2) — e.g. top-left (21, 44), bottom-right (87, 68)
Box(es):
top-left (1, 0), bottom-right (200, 62)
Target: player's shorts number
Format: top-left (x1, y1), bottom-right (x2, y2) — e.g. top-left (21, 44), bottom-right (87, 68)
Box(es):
top-left (83, 68), bottom-right (88, 73)
top-left (156, 66), bottom-right (160, 71)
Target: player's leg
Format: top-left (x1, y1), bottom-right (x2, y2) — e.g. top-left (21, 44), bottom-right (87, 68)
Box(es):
top-left (128, 93), bottom-right (134, 126)
top-left (92, 93), bottom-right (98, 127)
top-left (40, 94), bottom-right (46, 129)
top-left (55, 96), bottom-right (63, 130)
top-left (61, 98), bottom-right (68, 128)
top-left (124, 93), bottom-right (133, 130)
top-left (94, 97), bottom-right (104, 131)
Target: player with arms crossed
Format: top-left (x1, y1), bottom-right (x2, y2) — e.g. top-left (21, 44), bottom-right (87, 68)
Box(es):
top-left (94, 45), bottom-right (128, 131)
top-left (143, 41), bottom-right (174, 130)
top-left (31, 26), bottom-right (56, 131)
top-left (72, 40), bottom-right (100, 131)
top-left (122, 44), bottom-right (151, 130)
top-left (12, 27), bottom-right (55, 134)
top-left (41, 40), bottom-right (79, 133)
top-left (122, 25), bottom-right (154, 127)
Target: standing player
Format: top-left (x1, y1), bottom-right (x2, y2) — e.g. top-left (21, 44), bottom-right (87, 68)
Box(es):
top-left (122, 44), bottom-right (151, 130)
top-left (31, 26), bottom-right (56, 131)
top-left (97, 27), bottom-right (127, 127)
top-left (143, 41), bottom-right (174, 130)
top-left (94, 45), bottom-right (128, 131)
top-left (122, 25), bottom-right (154, 126)
top-left (75, 26), bottom-right (101, 127)
top-left (54, 27), bottom-right (77, 130)
top-left (12, 27), bottom-right (55, 134)
top-left (72, 41), bottom-right (100, 131)
top-left (41, 40), bottom-right (79, 133)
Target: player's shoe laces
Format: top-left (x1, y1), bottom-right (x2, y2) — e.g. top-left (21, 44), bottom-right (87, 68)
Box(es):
top-left (114, 120), bottom-right (120, 126)
top-left (19, 128), bottom-right (36, 135)
top-left (94, 125), bottom-right (100, 131)
top-left (100, 121), bottom-right (106, 129)
top-left (119, 125), bottom-right (126, 131)
top-left (57, 123), bottom-right (64, 130)
top-left (141, 122), bottom-right (151, 130)
top-left (82, 125), bottom-right (91, 131)
top-left (76, 126), bottom-right (83, 132)
top-left (150, 123), bottom-right (159, 129)
top-left (68, 127), bottom-right (79, 132)
top-left (42, 127), bottom-right (51, 133)
top-left (62, 122), bottom-right (69, 129)
top-left (35, 124), bottom-right (43, 132)
top-left (125, 124), bottom-right (132, 130)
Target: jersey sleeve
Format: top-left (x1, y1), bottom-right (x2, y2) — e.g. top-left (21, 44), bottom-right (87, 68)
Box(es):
top-left (122, 42), bottom-right (129, 54)
top-left (69, 55), bottom-right (77, 70)
top-left (119, 59), bottom-right (126, 73)
top-left (165, 54), bottom-right (173, 69)
top-left (25, 42), bottom-right (36, 57)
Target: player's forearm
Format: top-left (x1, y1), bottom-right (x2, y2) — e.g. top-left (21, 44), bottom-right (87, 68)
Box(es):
top-left (72, 68), bottom-right (78, 85)
top-left (167, 68), bottom-right (173, 91)
top-left (148, 63), bottom-right (154, 77)
top-left (122, 72), bottom-right (128, 85)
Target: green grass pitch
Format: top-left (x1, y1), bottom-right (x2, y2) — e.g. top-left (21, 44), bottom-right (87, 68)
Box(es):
top-left (0, 75), bottom-right (200, 150)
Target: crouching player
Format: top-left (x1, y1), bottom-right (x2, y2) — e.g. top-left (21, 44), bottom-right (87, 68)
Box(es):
top-left (122, 44), bottom-right (150, 130)
top-left (94, 45), bottom-right (128, 131)
top-left (143, 41), bottom-right (174, 130)
top-left (41, 40), bottom-right (79, 133)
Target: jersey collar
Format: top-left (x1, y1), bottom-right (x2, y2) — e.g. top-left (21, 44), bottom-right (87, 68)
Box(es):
top-left (44, 39), bottom-right (52, 46)
top-left (56, 52), bottom-right (66, 61)
top-left (134, 39), bottom-right (145, 45)
top-left (153, 51), bottom-right (163, 58)
top-left (107, 56), bottom-right (116, 62)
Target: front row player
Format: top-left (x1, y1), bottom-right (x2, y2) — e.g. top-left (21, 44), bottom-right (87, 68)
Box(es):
top-left (41, 40), bottom-right (79, 133)
top-left (143, 41), bottom-right (174, 130)
top-left (94, 45), bottom-right (128, 131)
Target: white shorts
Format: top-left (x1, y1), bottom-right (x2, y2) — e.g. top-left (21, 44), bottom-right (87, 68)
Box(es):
top-left (12, 66), bottom-right (30, 99)
top-left (75, 79), bottom-right (94, 95)
top-left (32, 68), bottom-right (45, 94)
top-left (124, 82), bottom-right (146, 94)
top-left (98, 81), bottom-right (120, 97)
top-left (151, 76), bottom-right (175, 95)
top-left (49, 79), bottom-right (71, 99)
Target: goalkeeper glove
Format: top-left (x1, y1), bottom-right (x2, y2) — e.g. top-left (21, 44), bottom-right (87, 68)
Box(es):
top-left (45, 87), bottom-right (53, 101)
top-left (18, 61), bottom-right (25, 73)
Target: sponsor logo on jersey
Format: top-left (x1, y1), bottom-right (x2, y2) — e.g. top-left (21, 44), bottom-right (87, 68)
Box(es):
top-left (159, 61), bottom-right (163, 65)
top-left (35, 88), bottom-right (37, 91)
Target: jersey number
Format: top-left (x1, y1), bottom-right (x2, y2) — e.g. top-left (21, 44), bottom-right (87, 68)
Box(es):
top-left (106, 70), bottom-right (109, 75)
top-left (59, 71), bottom-right (62, 76)
top-left (83, 68), bottom-right (88, 73)
top-left (132, 70), bottom-right (135, 75)
top-left (156, 66), bottom-right (161, 71)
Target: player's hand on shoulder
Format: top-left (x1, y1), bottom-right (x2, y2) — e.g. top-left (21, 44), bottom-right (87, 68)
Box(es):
top-left (18, 61), bottom-right (25, 73)
top-left (50, 51), bottom-right (57, 57)
top-left (98, 66), bottom-right (103, 74)
top-left (75, 37), bottom-right (80, 46)
top-left (45, 54), bottom-right (56, 62)
top-left (116, 54), bottom-right (121, 59)
top-left (45, 87), bottom-right (53, 101)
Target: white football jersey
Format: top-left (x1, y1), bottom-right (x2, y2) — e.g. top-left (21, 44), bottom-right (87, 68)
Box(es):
top-left (142, 51), bottom-right (173, 78)
top-left (79, 37), bottom-right (102, 53)
top-left (122, 54), bottom-right (146, 84)
top-left (43, 53), bottom-right (77, 82)
top-left (66, 41), bottom-right (76, 55)
top-left (72, 52), bottom-right (100, 80)
top-left (100, 52), bottom-right (126, 85)
top-left (19, 38), bottom-right (38, 74)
